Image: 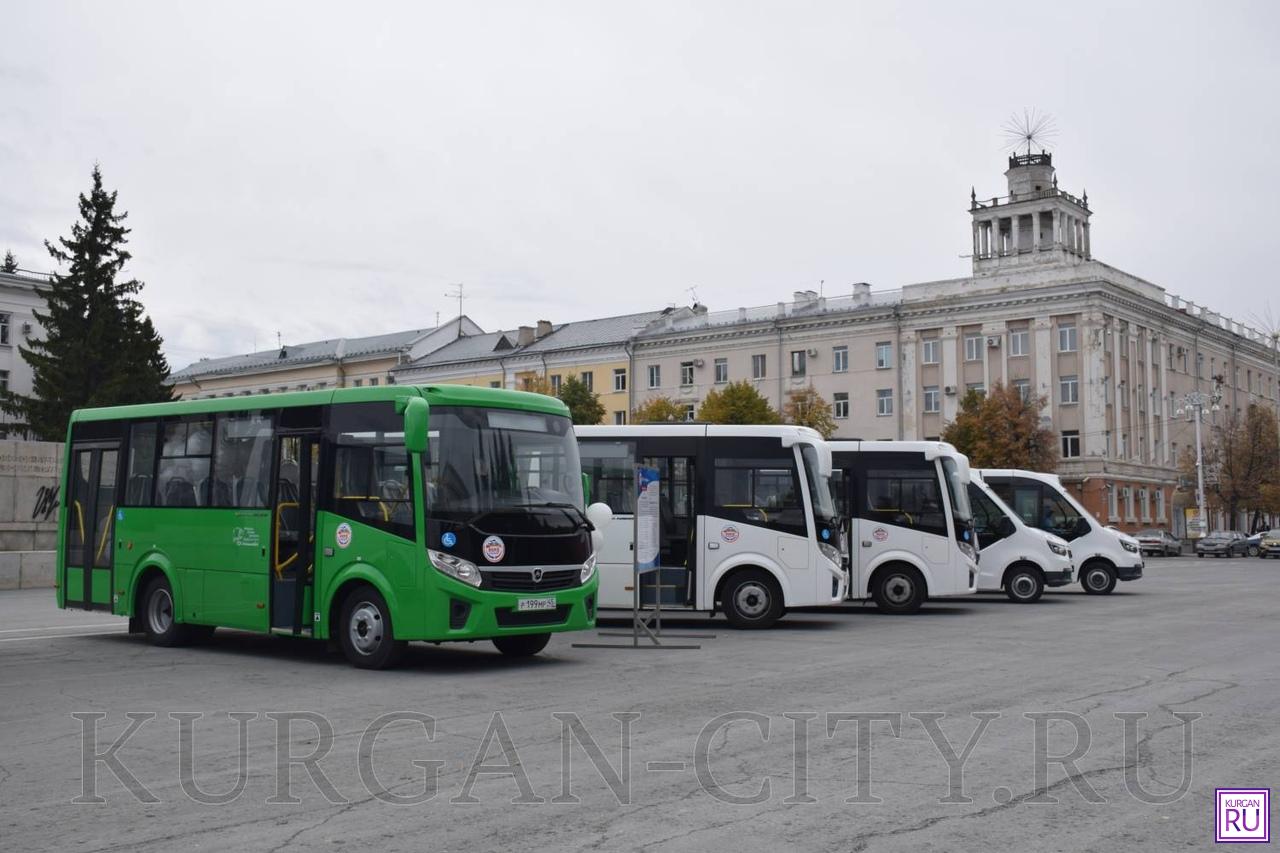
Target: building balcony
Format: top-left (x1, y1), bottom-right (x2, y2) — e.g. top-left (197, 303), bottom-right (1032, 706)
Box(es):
top-left (971, 186), bottom-right (1089, 212)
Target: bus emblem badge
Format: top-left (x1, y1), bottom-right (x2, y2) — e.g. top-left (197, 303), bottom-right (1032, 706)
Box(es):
top-left (335, 522), bottom-right (353, 549)
top-left (482, 535), bottom-right (506, 563)
top-left (532, 568), bottom-right (543, 583)
top-left (721, 526), bottom-right (740, 543)
top-left (873, 528), bottom-right (888, 542)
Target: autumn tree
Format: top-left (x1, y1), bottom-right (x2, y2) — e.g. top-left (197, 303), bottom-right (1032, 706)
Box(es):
top-left (941, 381), bottom-right (1058, 471)
top-left (518, 373), bottom-right (555, 396)
top-left (632, 395), bottom-right (685, 423)
top-left (558, 375), bottom-right (605, 425)
top-left (1182, 404), bottom-right (1280, 530)
top-left (697, 381), bottom-right (780, 425)
top-left (783, 384), bottom-right (837, 438)
top-left (3, 166), bottom-right (172, 440)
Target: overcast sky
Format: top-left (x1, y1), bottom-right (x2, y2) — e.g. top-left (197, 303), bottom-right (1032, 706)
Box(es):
top-left (2, 2), bottom-right (1278, 370)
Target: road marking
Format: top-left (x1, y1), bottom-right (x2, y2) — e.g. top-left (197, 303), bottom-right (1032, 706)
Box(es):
top-left (0, 623), bottom-right (122, 634)
top-left (0, 630), bottom-right (128, 643)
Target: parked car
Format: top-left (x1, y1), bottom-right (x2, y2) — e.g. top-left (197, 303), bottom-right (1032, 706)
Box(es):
top-left (1134, 528), bottom-right (1181, 557)
top-left (1246, 532), bottom-right (1263, 557)
top-left (1195, 531), bottom-right (1249, 558)
top-left (1257, 530), bottom-right (1280, 559)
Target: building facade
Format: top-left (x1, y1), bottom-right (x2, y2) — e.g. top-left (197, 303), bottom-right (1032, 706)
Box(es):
top-left (0, 271), bottom-right (49, 438)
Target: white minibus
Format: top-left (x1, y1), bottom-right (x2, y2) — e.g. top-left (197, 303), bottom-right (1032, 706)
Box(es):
top-left (968, 473), bottom-right (1074, 602)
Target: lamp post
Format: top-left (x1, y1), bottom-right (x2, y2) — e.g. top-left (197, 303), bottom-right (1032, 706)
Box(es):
top-left (1175, 383), bottom-right (1223, 536)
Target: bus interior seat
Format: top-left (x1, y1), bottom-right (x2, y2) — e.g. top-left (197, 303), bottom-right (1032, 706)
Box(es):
top-left (162, 478), bottom-right (198, 507)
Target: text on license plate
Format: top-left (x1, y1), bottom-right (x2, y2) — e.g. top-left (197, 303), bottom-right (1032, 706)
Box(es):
top-left (516, 597), bottom-right (556, 612)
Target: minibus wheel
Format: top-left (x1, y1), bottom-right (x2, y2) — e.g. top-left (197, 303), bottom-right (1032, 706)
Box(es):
top-left (493, 633), bottom-right (552, 657)
top-left (1004, 565), bottom-right (1045, 603)
top-left (142, 575), bottom-right (195, 647)
top-left (721, 569), bottom-right (783, 628)
top-left (871, 565), bottom-right (925, 614)
top-left (1081, 562), bottom-right (1117, 595)
top-left (339, 586), bottom-right (405, 669)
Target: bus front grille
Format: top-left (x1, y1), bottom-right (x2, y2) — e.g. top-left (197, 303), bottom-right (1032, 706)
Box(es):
top-left (483, 570), bottom-right (580, 592)
top-left (495, 605), bottom-right (572, 627)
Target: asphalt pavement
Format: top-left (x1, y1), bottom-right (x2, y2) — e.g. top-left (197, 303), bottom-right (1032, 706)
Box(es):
top-left (0, 555), bottom-right (1275, 852)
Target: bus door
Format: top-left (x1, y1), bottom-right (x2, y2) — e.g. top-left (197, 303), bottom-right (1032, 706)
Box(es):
top-left (638, 453), bottom-right (697, 606)
top-left (847, 453), bottom-right (951, 594)
top-left (272, 432), bottom-right (320, 632)
top-left (63, 442), bottom-right (120, 610)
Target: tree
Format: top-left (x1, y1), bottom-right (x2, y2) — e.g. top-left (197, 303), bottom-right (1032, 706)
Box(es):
top-left (632, 395), bottom-right (685, 424)
top-left (697, 381), bottom-right (780, 425)
top-left (518, 373), bottom-right (555, 396)
top-left (2, 166), bottom-right (173, 440)
top-left (1, 251), bottom-right (16, 273)
top-left (941, 381), bottom-right (1058, 471)
top-left (1182, 404), bottom-right (1280, 530)
top-left (783, 384), bottom-right (837, 438)
top-left (558, 375), bottom-right (605, 425)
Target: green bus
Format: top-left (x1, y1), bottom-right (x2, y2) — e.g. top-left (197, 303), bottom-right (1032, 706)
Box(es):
top-left (57, 384), bottom-right (606, 668)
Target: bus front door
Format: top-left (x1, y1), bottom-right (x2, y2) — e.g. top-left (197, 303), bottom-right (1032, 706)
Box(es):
top-left (272, 433), bottom-right (320, 633)
top-left (63, 443), bottom-right (120, 611)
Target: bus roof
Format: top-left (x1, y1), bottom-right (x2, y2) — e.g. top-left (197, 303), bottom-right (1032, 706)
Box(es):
top-left (575, 424), bottom-right (826, 443)
top-left (829, 440), bottom-right (962, 458)
top-left (68, 383), bottom-right (570, 423)
top-left (974, 468), bottom-right (1065, 488)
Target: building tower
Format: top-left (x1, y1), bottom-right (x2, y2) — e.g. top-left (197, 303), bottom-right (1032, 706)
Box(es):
top-left (969, 152), bottom-right (1091, 274)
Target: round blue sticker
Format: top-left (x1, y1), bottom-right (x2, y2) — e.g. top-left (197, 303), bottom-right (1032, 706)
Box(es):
top-left (821, 528), bottom-right (831, 540)
top-left (441, 531), bottom-right (457, 548)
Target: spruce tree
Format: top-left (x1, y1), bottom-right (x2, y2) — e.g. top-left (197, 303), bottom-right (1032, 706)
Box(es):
top-left (3, 166), bottom-right (173, 440)
top-left (1, 251), bottom-right (16, 273)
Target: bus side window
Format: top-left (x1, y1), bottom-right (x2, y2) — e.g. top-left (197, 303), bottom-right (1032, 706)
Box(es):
top-left (124, 421), bottom-right (158, 506)
top-left (578, 441), bottom-right (636, 515)
top-left (156, 419), bottom-right (213, 507)
top-left (712, 457), bottom-right (805, 536)
top-left (968, 484), bottom-right (1012, 549)
top-left (212, 414), bottom-right (273, 508)
top-left (862, 462), bottom-right (946, 536)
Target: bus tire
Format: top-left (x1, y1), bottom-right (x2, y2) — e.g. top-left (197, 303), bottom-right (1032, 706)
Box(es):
top-left (871, 565), bottom-right (926, 614)
top-left (721, 569), bottom-right (784, 629)
top-left (1081, 561), bottom-right (1117, 595)
top-left (141, 575), bottom-right (194, 647)
top-left (493, 633), bottom-right (551, 657)
top-left (338, 586), bottom-right (405, 669)
top-left (1003, 564), bottom-right (1044, 603)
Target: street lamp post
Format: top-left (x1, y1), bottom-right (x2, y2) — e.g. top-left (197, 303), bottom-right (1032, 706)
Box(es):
top-left (1175, 384), bottom-right (1223, 536)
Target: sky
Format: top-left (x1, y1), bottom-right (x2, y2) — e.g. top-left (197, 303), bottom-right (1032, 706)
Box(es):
top-left (2, 1), bottom-right (1278, 371)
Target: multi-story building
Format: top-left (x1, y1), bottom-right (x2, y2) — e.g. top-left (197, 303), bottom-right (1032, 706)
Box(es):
top-left (630, 152), bottom-right (1279, 533)
top-left (0, 271), bottom-right (49, 438)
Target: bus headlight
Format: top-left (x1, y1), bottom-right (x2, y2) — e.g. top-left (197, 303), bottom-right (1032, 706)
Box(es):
top-left (1048, 540), bottom-right (1068, 557)
top-left (581, 553), bottom-right (598, 584)
top-left (428, 550), bottom-right (482, 588)
top-left (1121, 540), bottom-right (1139, 554)
top-left (818, 541), bottom-right (841, 566)
top-left (958, 541), bottom-right (977, 562)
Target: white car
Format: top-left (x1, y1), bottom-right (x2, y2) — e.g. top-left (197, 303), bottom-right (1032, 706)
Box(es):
top-left (968, 475), bottom-right (1074, 602)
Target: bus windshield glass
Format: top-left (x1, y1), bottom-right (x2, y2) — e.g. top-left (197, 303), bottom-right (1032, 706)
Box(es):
top-left (425, 407), bottom-right (584, 518)
top-left (941, 457), bottom-right (972, 522)
top-left (801, 444), bottom-right (837, 522)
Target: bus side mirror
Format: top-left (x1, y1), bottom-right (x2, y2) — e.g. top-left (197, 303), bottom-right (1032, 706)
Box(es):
top-left (397, 396), bottom-right (429, 453)
top-left (585, 502), bottom-right (613, 553)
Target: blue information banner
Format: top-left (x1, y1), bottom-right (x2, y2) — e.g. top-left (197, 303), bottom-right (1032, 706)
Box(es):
top-left (635, 466), bottom-right (660, 573)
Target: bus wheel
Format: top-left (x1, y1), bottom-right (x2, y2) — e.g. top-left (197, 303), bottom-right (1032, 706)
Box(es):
top-left (339, 587), bottom-right (405, 669)
top-left (871, 566), bottom-right (925, 614)
top-left (142, 575), bottom-right (193, 647)
top-left (722, 569), bottom-right (783, 629)
top-left (1081, 562), bottom-right (1117, 595)
top-left (1004, 565), bottom-right (1044, 603)
top-left (493, 633), bottom-right (551, 657)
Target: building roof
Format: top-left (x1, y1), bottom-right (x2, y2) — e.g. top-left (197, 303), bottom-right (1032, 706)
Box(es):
top-left (517, 310), bottom-right (665, 354)
top-left (407, 329), bottom-right (520, 368)
top-left (172, 327), bottom-right (433, 380)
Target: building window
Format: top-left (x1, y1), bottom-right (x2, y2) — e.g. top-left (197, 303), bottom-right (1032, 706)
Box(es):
top-left (613, 411), bottom-right (627, 425)
top-left (0, 369), bottom-right (8, 393)
top-left (875, 342), bottom-right (892, 369)
top-left (680, 361), bottom-right (695, 386)
top-left (1124, 487), bottom-right (1135, 521)
top-left (876, 389), bottom-right (893, 417)
top-left (1009, 328), bottom-right (1029, 357)
top-left (1140, 488), bottom-right (1150, 521)
top-left (0, 313), bottom-right (9, 345)
top-left (647, 365), bottom-right (661, 388)
top-left (714, 358), bottom-right (728, 384)
top-left (1059, 374), bottom-right (1079, 404)
top-left (1196, 353), bottom-right (1204, 378)
top-left (1012, 379), bottom-right (1031, 402)
top-left (923, 385), bottom-right (940, 413)
top-left (1061, 430), bottom-right (1080, 458)
top-left (966, 382), bottom-right (985, 397)
top-left (790, 350), bottom-right (807, 377)
top-left (1167, 343), bottom-right (1175, 370)
top-left (1108, 486), bottom-right (1119, 520)
top-left (369, 377), bottom-right (378, 386)
top-left (683, 403), bottom-right (696, 422)
top-left (833, 346), bottom-right (848, 373)
top-left (489, 381), bottom-right (500, 388)
top-left (581, 371), bottom-right (594, 391)
top-left (1156, 489), bottom-right (1166, 521)
top-left (964, 334), bottom-right (982, 362)
top-left (922, 338), bottom-right (940, 365)
top-left (1058, 322), bottom-right (1077, 353)
top-left (613, 368), bottom-right (627, 392)
top-left (752, 354), bottom-right (766, 379)
top-left (549, 374), bottom-right (562, 393)
top-left (833, 392), bottom-right (849, 419)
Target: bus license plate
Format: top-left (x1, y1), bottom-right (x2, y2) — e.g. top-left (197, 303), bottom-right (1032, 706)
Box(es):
top-left (516, 598), bottom-right (556, 612)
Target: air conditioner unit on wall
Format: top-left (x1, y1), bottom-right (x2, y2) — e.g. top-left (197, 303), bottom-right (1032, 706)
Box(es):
top-left (806, 348), bottom-right (818, 357)
top-left (944, 385), bottom-right (957, 396)
top-left (986, 336), bottom-right (1001, 348)
top-left (693, 358), bottom-right (704, 368)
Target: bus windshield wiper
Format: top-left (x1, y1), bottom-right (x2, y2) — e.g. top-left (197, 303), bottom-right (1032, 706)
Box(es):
top-left (511, 501), bottom-right (590, 527)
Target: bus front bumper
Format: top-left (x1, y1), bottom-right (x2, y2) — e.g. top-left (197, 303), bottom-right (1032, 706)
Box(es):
top-left (421, 574), bottom-right (599, 641)
top-left (1117, 564), bottom-right (1144, 582)
top-left (1044, 568), bottom-right (1074, 587)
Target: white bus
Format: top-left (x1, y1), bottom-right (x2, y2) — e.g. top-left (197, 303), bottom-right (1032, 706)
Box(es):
top-left (829, 441), bottom-right (978, 613)
top-left (978, 468), bottom-right (1144, 595)
top-left (576, 425), bottom-right (846, 628)
top-left (968, 473), bottom-right (1074, 603)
